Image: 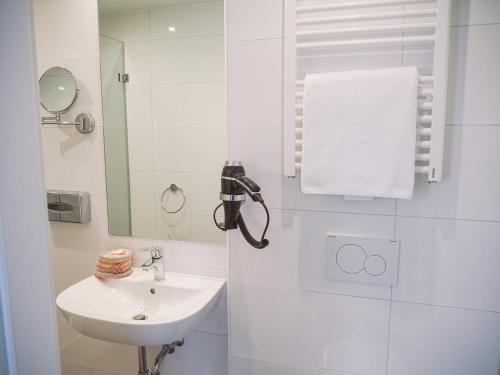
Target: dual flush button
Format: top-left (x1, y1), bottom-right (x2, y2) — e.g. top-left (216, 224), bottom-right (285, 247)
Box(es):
top-left (326, 235), bottom-right (400, 287)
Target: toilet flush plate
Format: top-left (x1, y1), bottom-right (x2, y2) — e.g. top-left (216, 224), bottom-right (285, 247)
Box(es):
top-left (326, 235), bottom-right (400, 287)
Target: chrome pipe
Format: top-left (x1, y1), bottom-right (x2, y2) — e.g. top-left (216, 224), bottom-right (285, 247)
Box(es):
top-left (137, 347), bottom-right (148, 375)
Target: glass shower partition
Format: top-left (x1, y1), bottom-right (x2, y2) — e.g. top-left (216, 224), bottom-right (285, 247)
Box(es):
top-left (99, 35), bottom-right (132, 236)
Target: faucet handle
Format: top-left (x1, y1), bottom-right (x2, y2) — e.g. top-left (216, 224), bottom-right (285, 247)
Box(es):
top-left (151, 247), bottom-right (164, 260)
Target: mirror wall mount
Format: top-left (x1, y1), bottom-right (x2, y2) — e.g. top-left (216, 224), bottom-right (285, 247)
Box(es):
top-left (42, 113), bottom-right (95, 134)
top-left (39, 66), bottom-right (95, 134)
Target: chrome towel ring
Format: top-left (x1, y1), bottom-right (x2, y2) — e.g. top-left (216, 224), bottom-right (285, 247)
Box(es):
top-left (160, 183), bottom-right (186, 214)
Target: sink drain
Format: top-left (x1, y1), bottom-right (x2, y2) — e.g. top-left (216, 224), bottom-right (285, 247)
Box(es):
top-left (132, 314), bottom-right (147, 321)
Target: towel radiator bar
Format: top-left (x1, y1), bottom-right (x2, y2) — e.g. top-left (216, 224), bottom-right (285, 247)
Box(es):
top-left (284, 0), bottom-right (451, 182)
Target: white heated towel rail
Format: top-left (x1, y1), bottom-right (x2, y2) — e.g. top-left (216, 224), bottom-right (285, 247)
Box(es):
top-left (283, 0), bottom-right (451, 182)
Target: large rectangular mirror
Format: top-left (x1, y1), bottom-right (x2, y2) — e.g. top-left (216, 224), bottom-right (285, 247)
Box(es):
top-left (97, 0), bottom-right (226, 244)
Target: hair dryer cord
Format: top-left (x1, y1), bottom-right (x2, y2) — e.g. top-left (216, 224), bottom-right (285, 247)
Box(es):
top-left (213, 201), bottom-right (270, 249)
top-left (236, 201), bottom-right (270, 249)
top-left (213, 203), bottom-right (225, 231)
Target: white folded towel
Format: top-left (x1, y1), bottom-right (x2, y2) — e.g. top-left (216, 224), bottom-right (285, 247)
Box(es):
top-left (301, 67), bottom-right (418, 199)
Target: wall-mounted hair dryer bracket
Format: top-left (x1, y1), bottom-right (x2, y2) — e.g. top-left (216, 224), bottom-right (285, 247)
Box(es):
top-left (213, 161), bottom-right (270, 249)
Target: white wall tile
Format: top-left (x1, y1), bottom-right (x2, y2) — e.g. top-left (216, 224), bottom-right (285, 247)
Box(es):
top-left (42, 127), bottom-right (105, 191)
top-left (230, 283), bottom-right (390, 375)
top-left (99, 11), bottom-right (150, 42)
top-left (397, 126), bottom-right (500, 221)
top-left (227, 0), bottom-right (283, 41)
top-left (156, 239), bottom-right (227, 270)
top-left (52, 248), bottom-right (96, 295)
top-left (155, 170), bottom-right (220, 215)
top-left (150, 36), bottom-right (224, 83)
top-left (129, 169), bottom-right (155, 211)
top-left (447, 25), bottom-right (500, 125)
top-left (156, 211), bottom-right (226, 244)
top-left (127, 127), bottom-right (155, 171)
top-left (394, 216), bottom-right (500, 312)
top-left (231, 355), bottom-right (349, 375)
top-left (451, 0), bottom-right (500, 26)
top-left (130, 210), bottom-right (156, 238)
top-left (165, 264), bottom-right (227, 279)
top-left (61, 362), bottom-right (118, 375)
top-left (159, 331), bottom-right (228, 375)
top-left (230, 209), bottom-right (394, 300)
top-left (227, 39), bottom-right (283, 126)
top-left (196, 288), bottom-right (228, 335)
top-left (150, 2), bottom-right (224, 39)
top-left (33, 0), bottom-right (99, 62)
top-left (152, 83), bottom-right (225, 127)
top-left (124, 41), bottom-right (151, 84)
top-left (125, 84), bottom-right (152, 132)
top-left (228, 126), bottom-right (283, 208)
top-left (61, 335), bottom-right (156, 375)
top-left (154, 127), bottom-right (226, 172)
top-left (388, 302), bottom-right (500, 375)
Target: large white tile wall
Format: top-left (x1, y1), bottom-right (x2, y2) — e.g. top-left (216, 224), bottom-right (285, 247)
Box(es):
top-left (100, 3), bottom-right (226, 243)
top-left (32, 0), bottom-right (228, 374)
top-left (227, 1), bottom-right (500, 374)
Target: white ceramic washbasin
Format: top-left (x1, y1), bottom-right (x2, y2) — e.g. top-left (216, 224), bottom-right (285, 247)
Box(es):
top-left (56, 270), bottom-right (225, 346)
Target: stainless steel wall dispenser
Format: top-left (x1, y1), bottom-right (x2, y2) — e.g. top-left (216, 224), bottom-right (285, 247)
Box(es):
top-left (47, 190), bottom-right (91, 224)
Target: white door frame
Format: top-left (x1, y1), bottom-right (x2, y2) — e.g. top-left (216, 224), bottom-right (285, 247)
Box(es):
top-left (0, 209), bottom-right (17, 375)
top-left (0, 0), bottom-right (61, 373)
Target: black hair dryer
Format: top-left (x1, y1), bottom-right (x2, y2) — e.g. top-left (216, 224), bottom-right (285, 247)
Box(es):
top-left (213, 161), bottom-right (270, 249)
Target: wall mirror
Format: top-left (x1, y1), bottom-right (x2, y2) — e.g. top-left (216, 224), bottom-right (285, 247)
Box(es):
top-left (97, 0), bottom-right (226, 245)
top-left (39, 67), bottom-right (78, 114)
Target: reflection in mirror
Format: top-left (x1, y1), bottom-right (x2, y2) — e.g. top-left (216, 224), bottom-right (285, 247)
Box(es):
top-left (98, 0), bottom-right (226, 245)
top-left (39, 67), bottom-right (78, 114)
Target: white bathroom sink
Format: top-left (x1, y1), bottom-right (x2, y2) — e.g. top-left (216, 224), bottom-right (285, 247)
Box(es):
top-left (56, 270), bottom-right (225, 346)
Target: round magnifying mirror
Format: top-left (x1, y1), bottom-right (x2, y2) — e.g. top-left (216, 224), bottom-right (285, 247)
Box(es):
top-left (39, 67), bottom-right (78, 114)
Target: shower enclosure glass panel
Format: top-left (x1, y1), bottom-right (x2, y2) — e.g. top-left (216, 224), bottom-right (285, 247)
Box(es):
top-left (99, 35), bottom-right (132, 236)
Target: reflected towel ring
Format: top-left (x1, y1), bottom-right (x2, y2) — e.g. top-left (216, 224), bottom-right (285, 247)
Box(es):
top-left (160, 184), bottom-right (186, 214)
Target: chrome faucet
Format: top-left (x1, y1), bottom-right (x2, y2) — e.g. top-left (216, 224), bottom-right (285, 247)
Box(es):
top-left (141, 247), bottom-right (166, 281)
